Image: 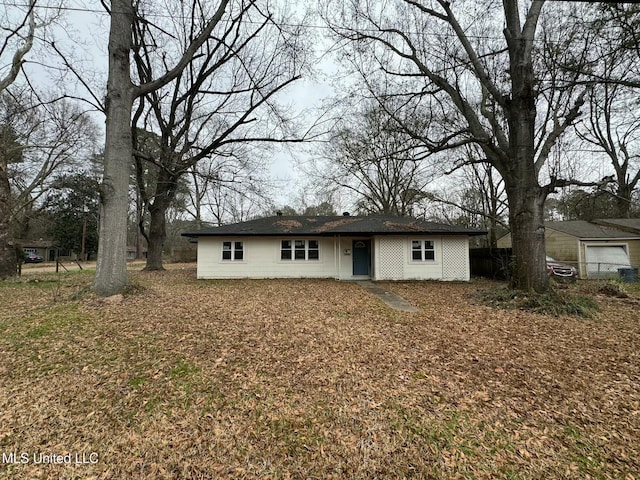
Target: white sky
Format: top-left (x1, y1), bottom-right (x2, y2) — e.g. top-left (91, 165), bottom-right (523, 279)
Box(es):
top-left (14, 0), bottom-right (339, 209)
top-left (11, 0), bottom-right (626, 216)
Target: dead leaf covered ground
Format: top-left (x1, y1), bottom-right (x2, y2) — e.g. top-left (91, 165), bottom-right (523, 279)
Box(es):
top-left (0, 266), bottom-right (639, 479)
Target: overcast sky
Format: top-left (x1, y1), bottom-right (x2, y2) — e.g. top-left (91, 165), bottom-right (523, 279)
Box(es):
top-left (14, 0), bottom-right (342, 210)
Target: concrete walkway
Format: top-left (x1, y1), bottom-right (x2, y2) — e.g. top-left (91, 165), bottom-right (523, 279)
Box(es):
top-left (357, 281), bottom-right (418, 312)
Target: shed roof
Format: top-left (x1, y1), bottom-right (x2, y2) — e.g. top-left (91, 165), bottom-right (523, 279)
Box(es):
top-left (546, 220), bottom-right (640, 239)
top-left (592, 218), bottom-right (640, 235)
top-left (182, 215), bottom-right (486, 238)
top-left (18, 239), bottom-right (58, 248)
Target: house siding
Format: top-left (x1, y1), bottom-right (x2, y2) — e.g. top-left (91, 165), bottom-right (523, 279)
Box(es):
top-left (196, 235), bottom-right (472, 281)
top-left (496, 233), bottom-right (511, 249)
top-left (545, 228), bottom-right (578, 262)
top-left (373, 236), bottom-right (470, 281)
top-left (196, 237), bottom-right (338, 279)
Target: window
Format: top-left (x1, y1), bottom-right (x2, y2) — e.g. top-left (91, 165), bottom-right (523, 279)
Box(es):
top-left (281, 239), bottom-right (319, 260)
top-left (412, 240), bottom-right (435, 261)
top-left (222, 241), bottom-right (244, 261)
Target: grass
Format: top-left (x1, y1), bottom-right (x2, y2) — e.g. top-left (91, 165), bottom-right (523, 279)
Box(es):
top-left (0, 267), bottom-right (638, 479)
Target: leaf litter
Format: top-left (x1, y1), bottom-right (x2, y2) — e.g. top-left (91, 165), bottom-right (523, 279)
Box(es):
top-left (0, 268), bottom-right (638, 479)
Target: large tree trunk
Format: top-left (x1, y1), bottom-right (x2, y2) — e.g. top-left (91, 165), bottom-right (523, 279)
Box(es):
top-left (94, 0), bottom-right (134, 296)
top-left (506, 183), bottom-right (549, 292)
top-left (144, 172), bottom-right (176, 271)
top-left (144, 201), bottom-right (169, 271)
top-left (0, 155), bottom-right (16, 279)
top-left (504, 23), bottom-right (549, 293)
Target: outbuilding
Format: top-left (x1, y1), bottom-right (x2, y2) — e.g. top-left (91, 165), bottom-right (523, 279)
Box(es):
top-left (497, 219), bottom-right (640, 279)
top-left (182, 214), bottom-right (485, 281)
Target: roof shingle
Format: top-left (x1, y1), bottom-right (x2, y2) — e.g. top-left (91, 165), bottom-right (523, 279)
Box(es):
top-left (182, 215), bottom-right (486, 237)
top-left (546, 220), bottom-right (640, 239)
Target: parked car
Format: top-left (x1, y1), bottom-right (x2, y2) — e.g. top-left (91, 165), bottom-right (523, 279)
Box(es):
top-left (546, 256), bottom-right (577, 281)
top-left (24, 252), bottom-right (44, 263)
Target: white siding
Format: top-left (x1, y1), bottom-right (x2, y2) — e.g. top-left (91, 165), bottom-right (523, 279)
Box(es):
top-left (196, 237), bottom-right (338, 279)
top-left (373, 236), bottom-right (469, 281)
top-left (374, 237), bottom-right (406, 280)
top-left (442, 236), bottom-right (470, 280)
top-left (195, 235), bottom-right (472, 281)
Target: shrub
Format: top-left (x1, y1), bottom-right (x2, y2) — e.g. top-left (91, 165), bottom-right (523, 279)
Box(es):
top-left (478, 287), bottom-right (599, 318)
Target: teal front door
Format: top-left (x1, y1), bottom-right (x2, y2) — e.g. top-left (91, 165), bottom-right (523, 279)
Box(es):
top-left (352, 240), bottom-right (371, 276)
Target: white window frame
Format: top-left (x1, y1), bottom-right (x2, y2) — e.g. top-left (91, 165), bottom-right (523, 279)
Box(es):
top-left (411, 239), bottom-right (436, 262)
top-left (24, 248), bottom-right (37, 254)
top-left (280, 239), bottom-right (320, 261)
top-left (222, 240), bottom-right (244, 261)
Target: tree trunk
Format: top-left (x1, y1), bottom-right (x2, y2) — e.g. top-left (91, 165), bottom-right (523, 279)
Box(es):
top-left (144, 172), bottom-right (176, 271)
top-left (488, 218), bottom-right (498, 249)
top-left (135, 186), bottom-right (145, 259)
top-left (507, 183), bottom-right (549, 292)
top-left (615, 184), bottom-right (632, 218)
top-left (94, 0), bottom-right (134, 296)
top-left (501, 16), bottom-right (549, 293)
top-left (0, 154), bottom-right (16, 279)
top-left (144, 201), bottom-right (168, 271)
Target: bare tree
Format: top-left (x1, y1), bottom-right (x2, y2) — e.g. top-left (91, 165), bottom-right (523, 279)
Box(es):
top-left (130, 0), bottom-right (307, 270)
top-left (428, 150), bottom-right (508, 248)
top-left (185, 155), bottom-right (274, 227)
top-left (95, 0), bottom-right (229, 295)
top-left (323, 0), bottom-right (603, 292)
top-left (3, 92), bottom-right (98, 232)
top-left (577, 82), bottom-right (640, 218)
top-left (319, 102), bottom-right (436, 216)
top-left (0, 0), bottom-right (36, 279)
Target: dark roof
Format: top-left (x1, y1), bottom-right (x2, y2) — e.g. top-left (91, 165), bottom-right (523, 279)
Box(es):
top-left (18, 239), bottom-right (58, 248)
top-left (182, 215), bottom-right (486, 238)
top-left (592, 218), bottom-right (640, 235)
top-left (546, 220), bottom-right (640, 239)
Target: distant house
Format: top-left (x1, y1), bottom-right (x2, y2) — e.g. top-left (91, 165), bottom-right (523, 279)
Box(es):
top-left (20, 240), bottom-right (58, 262)
top-left (182, 215), bottom-right (486, 281)
top-left (126, 246), bottom-right (147, 260)
top-left (497, 219), bottom-right (640, 278)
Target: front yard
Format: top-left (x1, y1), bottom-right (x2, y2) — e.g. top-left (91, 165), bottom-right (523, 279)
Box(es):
top-left (0, 267), bottom-right (638, 479)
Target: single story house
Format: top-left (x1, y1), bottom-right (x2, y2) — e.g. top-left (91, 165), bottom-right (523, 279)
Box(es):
top-left (497, 219), bottom-right (640, 279)
top-left (182, 214), bottom-right (486, 281)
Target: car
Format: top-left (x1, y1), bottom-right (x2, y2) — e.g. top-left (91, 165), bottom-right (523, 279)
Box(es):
top-left (546, 256), bottom-right (577, 281)
top-left (24, 252), bottom-right (44, 263)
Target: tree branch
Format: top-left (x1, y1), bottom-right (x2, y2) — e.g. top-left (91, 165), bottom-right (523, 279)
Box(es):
top-left (135, 0), bottom-right (230, 98)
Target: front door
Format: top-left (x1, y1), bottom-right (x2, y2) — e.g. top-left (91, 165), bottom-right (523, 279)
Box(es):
top-left (352, 240), bottom-right (371, 276)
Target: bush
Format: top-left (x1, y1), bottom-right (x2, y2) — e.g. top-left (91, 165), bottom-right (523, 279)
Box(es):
top-left (478, 287), bottom-right (599, 318)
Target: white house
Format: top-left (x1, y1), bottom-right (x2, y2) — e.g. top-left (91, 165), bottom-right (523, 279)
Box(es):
top-left (182, 214), bottom-right (486, 281)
